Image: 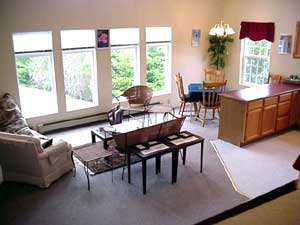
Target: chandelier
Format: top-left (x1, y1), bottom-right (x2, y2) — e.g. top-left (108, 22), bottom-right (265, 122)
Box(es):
top-left (209, 21), bottom-right (235, 37)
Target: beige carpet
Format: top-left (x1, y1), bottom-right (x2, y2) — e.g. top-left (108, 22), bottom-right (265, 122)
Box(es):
top-left (211, 130), bottom-right (300, 198)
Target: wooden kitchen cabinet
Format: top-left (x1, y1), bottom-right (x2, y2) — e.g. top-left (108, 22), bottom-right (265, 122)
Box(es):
top-left (219, 83), bottom-right (300, 146)
top-left (245, 107), bottom-right (263, 142)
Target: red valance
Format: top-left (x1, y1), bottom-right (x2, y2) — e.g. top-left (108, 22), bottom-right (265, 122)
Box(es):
top-left (239, 22), bottom-right (275, 42)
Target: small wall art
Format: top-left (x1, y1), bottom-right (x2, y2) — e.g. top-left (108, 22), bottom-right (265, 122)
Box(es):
top-left (96, 29), bottom-right (110, 48)
top-left (278, 34), bottom-right (292, 54)
top-left (191, 29), bottom-right (201, 47)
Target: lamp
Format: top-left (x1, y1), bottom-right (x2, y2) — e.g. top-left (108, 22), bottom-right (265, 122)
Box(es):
top-left (209, 21), bottom-right (235, 37)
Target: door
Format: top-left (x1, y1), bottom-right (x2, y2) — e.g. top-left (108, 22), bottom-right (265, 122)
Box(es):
top-left (245, 108), bottom-right (263, 142)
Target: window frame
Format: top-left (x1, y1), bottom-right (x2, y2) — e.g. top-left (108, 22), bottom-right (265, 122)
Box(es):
top-left (239, 38), bottom-right (272, 87)
top-left (146, 42), bottom-right (172, 95)
top-left (110, 31), bottom-right (140, 101)
top-left (61, 47), bottom-right (98, 111)
top-left (13, 32), bottom-right (58, 118)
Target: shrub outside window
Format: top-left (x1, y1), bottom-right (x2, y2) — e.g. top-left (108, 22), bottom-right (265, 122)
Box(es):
top-left (240, 38), bottom-right (272, 86)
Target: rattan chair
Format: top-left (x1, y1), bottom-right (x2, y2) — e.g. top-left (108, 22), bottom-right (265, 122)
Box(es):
top-left (198, 81), bottom-right (227, 127)
top-left (204, 69), bottom-right (225, 82)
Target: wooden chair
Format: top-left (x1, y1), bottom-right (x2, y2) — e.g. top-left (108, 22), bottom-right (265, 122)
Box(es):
top-left (268, 73), bottom-right (282, 84)
top-left (204, 69), bottom-right (225, 82)
top-left (197, 81), bottom-right (227, 127)
top-left (175, 73), bottom-right (198, 117)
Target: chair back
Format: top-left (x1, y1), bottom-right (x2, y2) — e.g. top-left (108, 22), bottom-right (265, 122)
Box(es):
top-left (205, 69), bottom-right (225, 82)
top-left (175, 73), bottom-right (185, 101)
top-left (268, 73), bottom-right (282, 84)
top-left (121, 85), bottom-right (153, 106)
top-left (107, 105), bottom-right (123, 125)
top-left (202, 81), bottom-right (227, 108)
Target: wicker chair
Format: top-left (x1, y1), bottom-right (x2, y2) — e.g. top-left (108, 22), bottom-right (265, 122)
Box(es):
top-left (198, 81), bottom-right (227, 127)
top-left (120, 85), bottom-right (153, 121)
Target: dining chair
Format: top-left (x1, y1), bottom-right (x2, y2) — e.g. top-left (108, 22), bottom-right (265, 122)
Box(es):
top-left (268, 73), bottom-right (282, 84)
top-left (197, 81), bottom-right (227, 127)
top-left (204, 69), bottom-right (225, 82)
top-left (175, 73), bottom-right (198, 117)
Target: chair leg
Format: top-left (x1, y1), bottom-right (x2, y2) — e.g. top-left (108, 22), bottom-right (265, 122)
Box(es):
top-left (179, 102), bottom-right (183, 115)
top-left (213, 109), bottom-right (215, 119)
top-left (196, 104), bottom-right (201, 118)
top-left (193, 102), bottom-right (198, 116)
top-left (181, 102), bottom-right (186, 116)
top-left (202, 109), bottom-right (207, 127)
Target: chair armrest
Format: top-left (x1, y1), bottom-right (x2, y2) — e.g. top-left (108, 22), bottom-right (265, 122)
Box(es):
top-left (38, 140), bottom-right (71, 164)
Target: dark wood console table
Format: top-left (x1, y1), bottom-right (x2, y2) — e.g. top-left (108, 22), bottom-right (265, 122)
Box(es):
top-left (219, 83), bottom-right (300, 146)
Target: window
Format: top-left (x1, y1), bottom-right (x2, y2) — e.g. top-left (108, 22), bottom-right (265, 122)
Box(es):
top-left (13, 31), bottom-right (57, 118)
top-left (61, 30), bottom-right (98, 111)
top-left (146, 27), bottom-right (171, 93)
top-left (240, 38), bottom-right (272, 86)
top-left (110, 28), bottom-right (139, 97)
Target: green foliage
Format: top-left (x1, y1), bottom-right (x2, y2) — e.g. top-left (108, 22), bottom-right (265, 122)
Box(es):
top-left (15, 56), bottom-right (52, 91)
top-left (111, 49), bottom-right (134, 97)
top-left (208, 35), bottom-right (233, 69)
top-left (146, 46), bottom-right (165, 91)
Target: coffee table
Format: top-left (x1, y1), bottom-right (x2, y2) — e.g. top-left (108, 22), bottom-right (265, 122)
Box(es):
top-left (73, 143), bottom-right (113, 191)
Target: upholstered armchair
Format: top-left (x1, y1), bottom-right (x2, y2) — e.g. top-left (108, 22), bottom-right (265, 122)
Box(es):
top-left (0, 131), bottom-right (74, 188)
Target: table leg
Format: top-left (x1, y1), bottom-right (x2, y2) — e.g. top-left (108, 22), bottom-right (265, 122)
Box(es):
top-left (142, 159), bottom-right (147, 195)
top-left (103, 140), bottom-right (109, 150)
top-left (71, 151), bottom-right (76, 177)
top-left (200, 141), bottom-right (204, 173)
top-left (111, 155), bottom-right (114, 183)
top-left (172, 149), bottom-right (179, 184)
top-left (182, 147), bottom-right (187, 165)
top-left (155, 155), bottom-right (161, 174)
top-left (127, 150), bottom-right (131, 184)
top-left (84, 162), bottom-right (90, 191)
top-left (91, 131), bottom-right (96, 143)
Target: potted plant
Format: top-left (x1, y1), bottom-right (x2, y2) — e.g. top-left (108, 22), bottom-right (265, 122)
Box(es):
top-left (207, 35), bottom-right (234, 70)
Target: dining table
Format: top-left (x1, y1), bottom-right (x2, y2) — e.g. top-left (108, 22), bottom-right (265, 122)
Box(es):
top-left (188, 82), bottom-right (229, 100)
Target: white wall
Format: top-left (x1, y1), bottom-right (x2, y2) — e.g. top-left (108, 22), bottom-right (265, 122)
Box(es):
top-left (222, 0), bottom-right (300, 89)
top-left (0, 0), bottom-right (222, 128)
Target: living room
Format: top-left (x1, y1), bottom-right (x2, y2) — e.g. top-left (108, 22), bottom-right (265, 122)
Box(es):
top-left (1, 0), bottom-right (300, 225)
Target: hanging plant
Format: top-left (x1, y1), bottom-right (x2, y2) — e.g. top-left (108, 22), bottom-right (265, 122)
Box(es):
top-left (208, 35), bottom-right (234, 69)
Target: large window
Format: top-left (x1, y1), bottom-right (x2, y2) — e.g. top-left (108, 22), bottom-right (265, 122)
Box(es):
top-left (240, 38), bottom-right (272, 86)
top-left (110, 28), bottom-right (139, 97)
top-left (61, 30), bottom-right (98, 111)
top-left (13, 31), bottom-right (57, 118)
top-left (146, 27), bottom-right (171, 93)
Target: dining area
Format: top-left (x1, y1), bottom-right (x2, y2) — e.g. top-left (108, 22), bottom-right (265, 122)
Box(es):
top-left (175, 69), bottom-right (229, 126)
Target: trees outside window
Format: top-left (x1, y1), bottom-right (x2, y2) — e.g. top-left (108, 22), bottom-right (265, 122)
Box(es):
top-left (240, 38), bottom-right (272, 85)
top-left (110, 28), bottom-right (139, 98)
top-left (146, 27), bottom-right (171, 94)
top-left (61, 30), bottom-right (98, 111)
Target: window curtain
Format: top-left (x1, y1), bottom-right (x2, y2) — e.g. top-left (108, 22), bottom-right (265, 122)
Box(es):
top-left (239, 22), bottom-right (275, 42)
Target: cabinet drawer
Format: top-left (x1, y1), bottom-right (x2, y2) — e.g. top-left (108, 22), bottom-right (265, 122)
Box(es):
top-left (247, 100), bottom-right (263, 111)
top-left (264, 96), bottom-right (278, 106)
top-left (278, 101), bottom-right (291, 117)
top-left (276, 116), bottom-right (289, 131)
top-left (279, 93), bottom-right (292, 102)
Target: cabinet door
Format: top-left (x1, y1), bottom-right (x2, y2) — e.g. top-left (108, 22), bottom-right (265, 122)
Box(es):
top-left (276, 116), bottom-right (290, 131)
top-left (245, 108), bottom-right (263, 142)
top-left (261, 104), bottom-right (277, 136)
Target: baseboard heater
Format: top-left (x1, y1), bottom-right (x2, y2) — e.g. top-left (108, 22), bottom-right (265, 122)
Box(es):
top-left (37, 101), bottom-right (161, 134)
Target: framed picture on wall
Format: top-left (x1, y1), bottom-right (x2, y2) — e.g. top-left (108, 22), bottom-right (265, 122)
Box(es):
top-left (96, 29), bottom-right (110, 48)
top-left (191, 29), bottom-right (201, 47)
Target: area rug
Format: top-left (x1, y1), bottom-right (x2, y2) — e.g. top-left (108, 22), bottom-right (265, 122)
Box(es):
top-left (211, 130), bottom-right (300, 198)
top-left (73, 142), bottom-right (141, 175)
